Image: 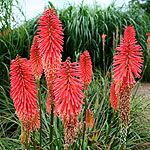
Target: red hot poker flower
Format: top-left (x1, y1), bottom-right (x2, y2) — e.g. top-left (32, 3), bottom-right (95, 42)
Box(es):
top-left (10, 55), bottom-right (40, 132)
top-left (38, 8), bottom-right (64, 113)
top-left (30, 36), bottom-right (43, 79)
top-left (112, 25), bottom-right (143, 88)
top-left (54, 57), bottom-right (85, 147)
top-left (79, 50), bottom-right (92, 89)
top-left (54, 57), bottom-right (85, 118)
top-left (38, 7), bottom-right (64, 67)
top-left (110, 82), bottom-right (118, 111)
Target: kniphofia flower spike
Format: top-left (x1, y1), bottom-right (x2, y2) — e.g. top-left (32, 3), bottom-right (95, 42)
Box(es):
top-left (30, 35), bottom-right (43, 79)
top-left (54, 57), bottom-right (85, 147)
top-left (113, 25), bottom-right (143, 88)
top-left (10, 55), bottom-right (40, 132)
top-left (38, 7), bottom-right (64, 113)
top-left (112, 25), bottom-right (143, 125)
top-left (79, 50), bottom-right (92, 89)
top-left (38, 7), bottom-right (64, 67)
top-left (110, 82), bottom-right (118, 111)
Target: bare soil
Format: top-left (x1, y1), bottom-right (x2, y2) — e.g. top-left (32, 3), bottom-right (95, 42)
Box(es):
top-left (132, 82), bottom-right (150, 97)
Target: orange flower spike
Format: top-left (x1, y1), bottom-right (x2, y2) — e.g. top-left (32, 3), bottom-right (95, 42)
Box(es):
top-left (110, 82), bottom-right (118, 111)
top-left (10, 55), bottom-right (40, 132)
top-left (79, 50), bottom-right (92, 90)
top-left (30, 36), bottom-right (43, 79)
top-left (86, 109), bottom-right (94, 129)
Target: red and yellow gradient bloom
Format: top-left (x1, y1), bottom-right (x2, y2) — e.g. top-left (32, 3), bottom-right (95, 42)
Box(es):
top-left (112, 25), bottom-right (143, 88)
top-left (30, 36), bottom-right (43, 79)
top-left (10, 55), bottom-right (40, 132)
top-left (79, 50), bottom-right (92, 89)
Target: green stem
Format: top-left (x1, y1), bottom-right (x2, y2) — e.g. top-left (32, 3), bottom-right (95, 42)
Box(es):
top-left (82, 89), bottom-right (88, 149)
top-left (26, 132), bottom-right (30, 150)
top-left (33, 131), bottom-right (36, 150)
top-left (119, 123), bottom-right (127, 150)
top-left (105, 111), bottom-right (116, 142)
top-left (37, 79), bottom-right (42, 147)
top-left (50, 99), bottom-right (54, 150)
top-left (103, 43), bottom-right (106, 76)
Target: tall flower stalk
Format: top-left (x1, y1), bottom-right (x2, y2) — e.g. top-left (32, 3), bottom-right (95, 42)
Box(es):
top-left (38, 7), bottom-right (64, 150)
top-left (54, 57), bottom-right (85, 149)
top-left (112, 25), bottom-right (143, 148)
top-left (102, 33), bottom-right (107, 76)
top-left (10, 55), bottom-right (40, 148)
top-left (30, 35), bottom-right (43, 147)
top-left (79, 50), bottom-right (92, 149)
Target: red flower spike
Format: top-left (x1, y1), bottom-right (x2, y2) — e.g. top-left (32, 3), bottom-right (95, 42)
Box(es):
top-left (38, 7), bottom-right (64, 67)
top-left (86, 109), bottom-right (94, 129)
top-left (38, 8), bottom-right (64, 113)
top-left (54, 57), bottom-right (85, 147)
top-left (110, 82), bottom-right (118, 111)
top-left (79, 50), bottom-right (92, 89)
top-left (54, 57), bottom-right (85, 118)
top-left (30, 36), bottom-right (43, 79)
top-left (10, 55), bottom-right (40, 132)
top-left (112, 25), bottom-right (143, 88)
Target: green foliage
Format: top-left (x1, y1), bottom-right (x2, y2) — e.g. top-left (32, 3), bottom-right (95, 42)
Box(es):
top-left (1, 2), bottom-right (150, 82)
top-left (58, 2), bottom-right (150, 80)
top-left (129, 0), bottom-right (150, 15)
top-left (0, 73), bottom-right (150, 149)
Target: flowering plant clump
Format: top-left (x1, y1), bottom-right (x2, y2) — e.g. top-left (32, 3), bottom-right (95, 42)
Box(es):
top-left (10, 55), bottom-right (40, 132)
top-left (8, 4), bottom-right (147, 149)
